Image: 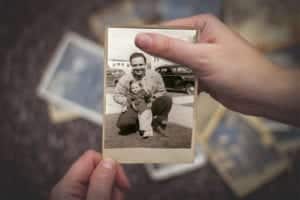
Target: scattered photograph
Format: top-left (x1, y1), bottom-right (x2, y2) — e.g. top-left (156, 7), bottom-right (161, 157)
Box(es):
top-left (195, 92), bottom-right (220, 141)
top-left (145, 144), bottom-right (206, 180)
top-left (38, 32), bottom-right (104, 124)
top-left (263, 119), bottom-right (300, 152)
top-left (267, 45), bottom-right (300, 69)
top-left (157, 0), bottom-right (222, 21)
top-left (89, 0), bottom-right (145, 44)
top-left (223, 0), bottom-right (300, 51)
top-left (103, 26), bottom-right (198, 163)
top-left (132, 0), bottom-right (161, 23)
top-left (273, 127), bottom-right (300, 152)
top-left (201, 107), bottom-right (289, 197)
top-left (47, 104), bottom-right (80, 124)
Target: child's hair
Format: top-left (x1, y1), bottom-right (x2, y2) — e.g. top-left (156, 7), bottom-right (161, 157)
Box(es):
top-left (129, 80), bottom-right (143, 93)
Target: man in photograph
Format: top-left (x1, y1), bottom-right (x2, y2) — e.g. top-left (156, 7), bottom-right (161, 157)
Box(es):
top-left (113, 52), bottom-right (172, 136)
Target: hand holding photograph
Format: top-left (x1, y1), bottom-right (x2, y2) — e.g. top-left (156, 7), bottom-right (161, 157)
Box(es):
top-left (103, 26), bottom-right (198, 163)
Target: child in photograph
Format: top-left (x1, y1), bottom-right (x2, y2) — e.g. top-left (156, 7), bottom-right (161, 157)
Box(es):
top-left (123, 80), bottom-right (153, 138)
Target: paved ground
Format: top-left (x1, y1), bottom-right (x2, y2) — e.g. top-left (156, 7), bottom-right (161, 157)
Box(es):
top-left (104, 113), bottom-right (192, 148)
top-left (104, 90), bottom-right (194, 148)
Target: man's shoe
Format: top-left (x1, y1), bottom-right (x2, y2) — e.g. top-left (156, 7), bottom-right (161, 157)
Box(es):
top-left (138, 130), bottom-right (145, 136)
top-left (143, 130), bottom-right (153, 137)
top-left (160, 120), bottom-right (168, 129)
top-left (154, 125), bottom-right (168, 137)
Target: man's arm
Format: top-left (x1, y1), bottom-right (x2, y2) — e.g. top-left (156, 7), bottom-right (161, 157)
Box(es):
top-left (152, 71), bottom-right (167, 99)
top-left (113, 75), bottom-right (129, 106)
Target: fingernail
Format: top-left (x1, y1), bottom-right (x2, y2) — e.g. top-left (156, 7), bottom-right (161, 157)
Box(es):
top-left (135, 33), bottom-right (152, 49)
top-left (101, 158), bottom-right (115, 169)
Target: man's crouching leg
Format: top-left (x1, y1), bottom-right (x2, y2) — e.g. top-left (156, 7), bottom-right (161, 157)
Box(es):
top-left (151, 95), bottom-right (172, 133)
top-left (116, 106), bottom-right (139, 135)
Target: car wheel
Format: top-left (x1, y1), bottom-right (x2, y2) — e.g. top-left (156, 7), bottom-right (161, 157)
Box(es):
top-left (185, 83), bottom-right (194, 95)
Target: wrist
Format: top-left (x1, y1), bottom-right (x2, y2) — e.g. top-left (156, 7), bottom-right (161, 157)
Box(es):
top-left (259, 65), bottom-right (300, 126)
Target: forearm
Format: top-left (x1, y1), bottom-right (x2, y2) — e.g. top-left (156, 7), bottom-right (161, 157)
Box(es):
top-left (256, 66), bottom-right (300, 126)
top-left (113, 94), bottom-right (128, 106)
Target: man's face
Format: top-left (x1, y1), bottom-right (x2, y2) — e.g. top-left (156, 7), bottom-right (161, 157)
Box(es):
top-left (131, 56), bottom-right (146, 79)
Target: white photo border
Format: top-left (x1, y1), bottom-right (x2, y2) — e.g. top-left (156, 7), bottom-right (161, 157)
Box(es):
top-left (37, 32), bottom-right (104, 124)
top-left (103, 26), bottom-right (199, 163)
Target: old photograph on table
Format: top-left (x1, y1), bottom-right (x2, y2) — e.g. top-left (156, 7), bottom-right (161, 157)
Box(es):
top-left (195, 92), bottom-right (220, 139)
top-left (47, 104), bottom-right (80, 124)
top-left (37, 32), bottom-right (104, 124)
top-left (145, 144), bottom-right (206, 181)
top-left (273, 127), bottom-right (300, 152)
top-left (103, 26), bottom-right (198, 163)
top-left (201, 107), bottom-right (289, 197)
top-left (263, 119), bottom-right (300, 152)
top-left (89, 0), bottom-right (145, 44)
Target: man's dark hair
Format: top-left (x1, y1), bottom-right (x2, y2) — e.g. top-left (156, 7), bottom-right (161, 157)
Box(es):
top-left (129, 52), bottom-right (146, 64)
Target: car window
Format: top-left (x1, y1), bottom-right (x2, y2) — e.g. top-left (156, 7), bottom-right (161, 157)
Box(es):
top-left (177, 67), bottom-right (192, 74)
top-left (169, 67), bottom-right (177, 74)
top-left (160, 67), bottom-right (171, 74)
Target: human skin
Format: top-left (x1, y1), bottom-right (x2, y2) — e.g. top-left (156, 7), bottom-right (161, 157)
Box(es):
top-left (49, 150), bottom-right (130, 200)
top-left (131, 56), bottom-right (146, 80)
top-left (135, 14), bottom-right (300, 126)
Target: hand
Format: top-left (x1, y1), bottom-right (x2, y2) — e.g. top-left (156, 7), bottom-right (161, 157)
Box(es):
top-left (131, 102), bottom-right (138, 111)
top-left (121, 106), bottom-right (128, 113)
top-left (144, 92), bottom-right (152, 103)
top-left (49, 150), bottom-right (130, 200)
top-left (135, 14), bottom-right (300, 126)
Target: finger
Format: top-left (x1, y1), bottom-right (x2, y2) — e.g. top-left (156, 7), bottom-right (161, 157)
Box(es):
top-left (161, 14), bottom-right (205, 27)
top-left (112, 187), bottom-right (124, 200)
top-left (87, 158), bottom-right (116, 200)
top-left (161, 14), bottom-right (219, 28)
top-left (135, 33), bottom-right (210, 71)
top-left (63, 150), bottom-right (101, 185)
top-left (161, 14), bottom-right (224, 43)
top-left (116, 163), bottom-right (131, 190)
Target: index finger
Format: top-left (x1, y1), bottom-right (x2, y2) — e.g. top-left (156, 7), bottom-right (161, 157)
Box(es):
top-left (161, 14), bottom-right (210, 28)
top-left (63, 150), bottom-right (102, 185)
top-left (62, 150), bottom-right (130, 190)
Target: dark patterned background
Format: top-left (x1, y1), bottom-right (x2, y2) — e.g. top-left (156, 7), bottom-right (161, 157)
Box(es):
top-left (1, 0), bottom-right (300, 199)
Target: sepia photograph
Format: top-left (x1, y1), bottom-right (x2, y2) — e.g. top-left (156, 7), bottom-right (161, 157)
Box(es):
top-left (103, 26), bottom-right (198, 163)
top-left (38, 33), bottom-right (104, 124)
top-left (201, 107), bottom-right (289, 197)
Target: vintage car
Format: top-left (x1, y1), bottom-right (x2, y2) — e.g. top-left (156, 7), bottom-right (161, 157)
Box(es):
top-left (155, 65), bottom-right (195, 94)
top-left (106, 68), bottom-right (125, 87)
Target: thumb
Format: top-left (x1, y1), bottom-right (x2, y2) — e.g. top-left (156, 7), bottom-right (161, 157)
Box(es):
top-left (135, 33), bottom-right (208, 70)
top-left (87, 158), bottom-right (116, 200)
